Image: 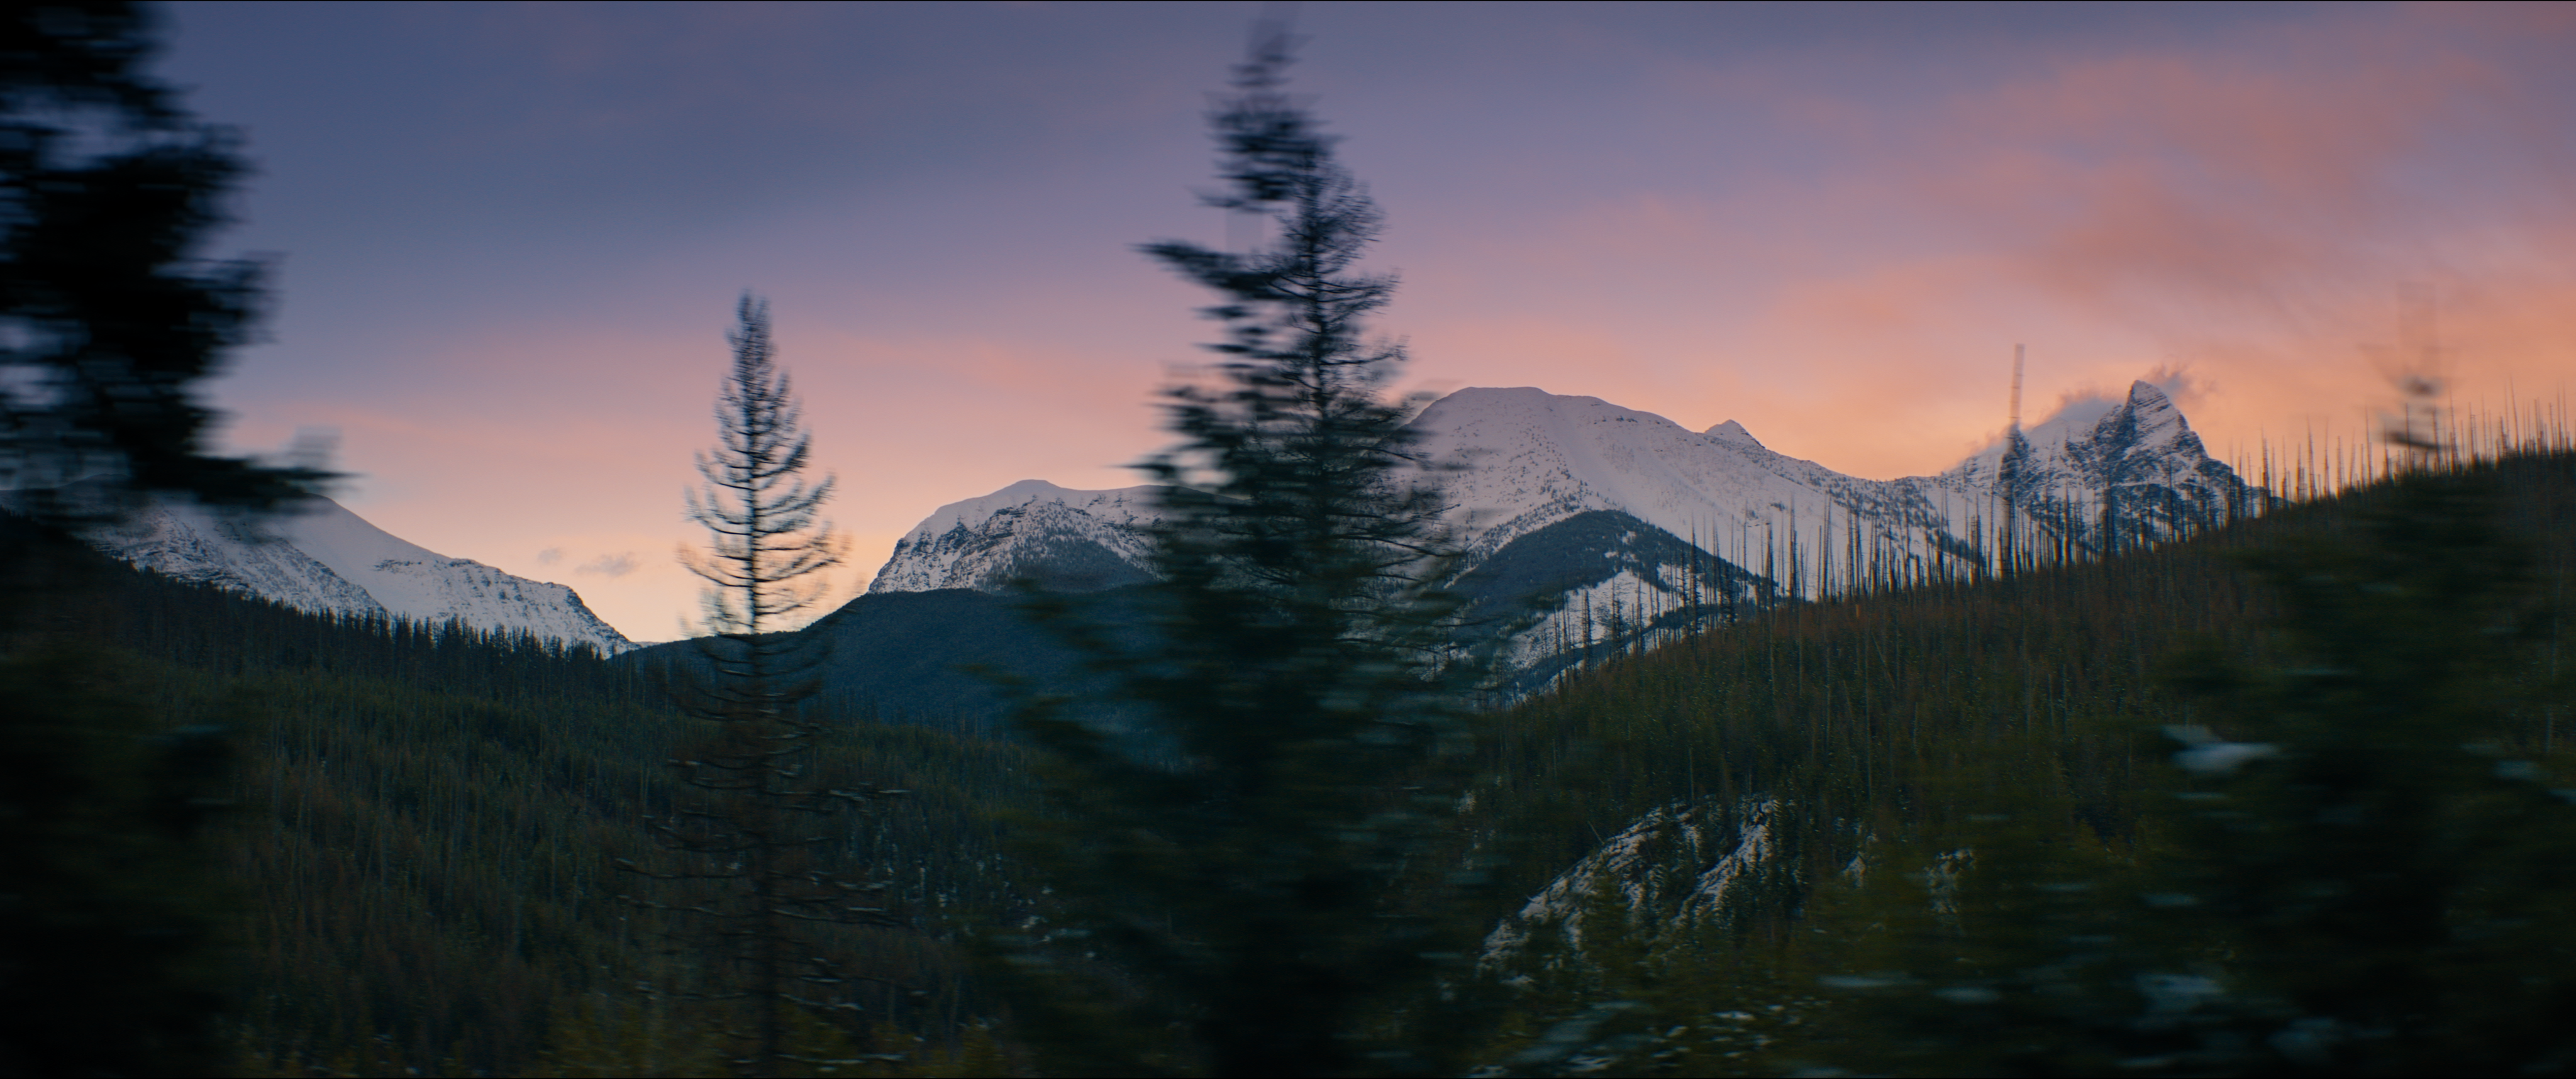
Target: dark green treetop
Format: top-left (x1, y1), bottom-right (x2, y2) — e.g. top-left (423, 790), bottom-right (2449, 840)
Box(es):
top-left (996, 24), bottom-right (1490, 1078)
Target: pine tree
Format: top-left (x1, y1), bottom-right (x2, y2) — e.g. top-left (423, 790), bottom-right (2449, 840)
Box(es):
top-left (620, 295), bottom-right (904, 1078)
top-left (997, 26), bottom-right (1487, 1078)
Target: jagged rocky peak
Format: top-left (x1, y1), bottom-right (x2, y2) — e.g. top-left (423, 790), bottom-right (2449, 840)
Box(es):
top-left (865, 479), bottom-right (1161, 595)
top-left (1947, 380), bottom-right (2199, 487)
top-left (1941, 379), bottom-right (2255, 551)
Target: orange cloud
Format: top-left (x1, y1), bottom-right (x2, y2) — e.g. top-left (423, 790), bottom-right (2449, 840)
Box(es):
top-left (1394, 3), bottom-right (2576, 481)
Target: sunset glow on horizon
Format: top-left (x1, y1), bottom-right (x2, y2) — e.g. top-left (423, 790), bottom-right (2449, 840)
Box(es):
top-left (162, 1), bottom-right (2576, 641)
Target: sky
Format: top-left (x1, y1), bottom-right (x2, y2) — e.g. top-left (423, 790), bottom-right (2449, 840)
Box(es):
top-left (155, 1), bottom-right (2576, 642)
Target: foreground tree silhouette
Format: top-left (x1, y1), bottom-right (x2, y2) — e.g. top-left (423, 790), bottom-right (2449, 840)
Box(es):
top-left (1, 2), bottom-right (325, 521)
top-left (997, 26), bottom-right (1487, 1078)
top-left (2134, 460), bottom-right (2576, 1075)
top-left (2, 4), bottom-right (330, 1072)
top-left (619, 295), bottom-right (902, 1077)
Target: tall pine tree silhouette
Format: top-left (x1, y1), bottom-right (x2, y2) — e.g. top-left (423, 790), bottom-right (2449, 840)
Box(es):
top-left (620, 295), bottom-right (902, 1077)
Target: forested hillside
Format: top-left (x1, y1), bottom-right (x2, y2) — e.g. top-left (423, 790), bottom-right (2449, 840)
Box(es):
top-left (1455, 445), bottom-right (2576, 1075)
top-left (11, 442), bottom-right (2571, 1075)
top-left (6, 523), bottom-right (1035, 1073)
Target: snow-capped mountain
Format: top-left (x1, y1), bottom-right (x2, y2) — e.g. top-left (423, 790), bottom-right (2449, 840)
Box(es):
top-left (1940, 379), bottom-right (2256, 551)
top-left (1417, 387), bottom-right (1954, 567)
top-left (866, 480), bottom-right (1161, 595)
top-left (92, 495), bottom-right (636, 655)
top-left (863, 381), bottom-right (2251, 681)
top-left (1419, 379), bottom-right (2246, 579)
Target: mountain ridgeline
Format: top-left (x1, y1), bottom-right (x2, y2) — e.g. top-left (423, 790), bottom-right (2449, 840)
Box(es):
top-left (801, 380), bottom-right (2252, 712)
top-left (68, 380), bottom-right (2240, 710)
top-left (86, 494), bottom-right (637, 655)
top-left (1445, 440), bottom-right (2576, 1076)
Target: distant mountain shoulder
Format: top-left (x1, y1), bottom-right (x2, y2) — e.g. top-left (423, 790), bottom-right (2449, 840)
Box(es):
top-left (630, 585), bottom-right (1155, 736)
top-left (87, 495), bottom-right (636, 655)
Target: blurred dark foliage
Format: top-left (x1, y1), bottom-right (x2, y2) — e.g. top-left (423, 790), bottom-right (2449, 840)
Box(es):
top-left (1, 1), bottom-right (328, 525)
top-left (0, 519), bottom-right (236, 1077)
top-left (8, 531), bottom-right (1018, 1075)
top-left (1807, 460), bottom-right (2576, 1076)
top-left (2, 5), bottom-right (324, 1073)
top-left (988, 23), bottom-right (1496, 1078)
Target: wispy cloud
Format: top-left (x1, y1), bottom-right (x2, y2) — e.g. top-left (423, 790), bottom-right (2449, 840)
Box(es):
top-left (576, 551), bottom-right (639, 578)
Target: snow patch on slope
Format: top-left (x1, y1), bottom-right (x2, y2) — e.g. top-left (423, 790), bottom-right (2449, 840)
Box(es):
top-left (1481, 798), bottom-right (1784, 970)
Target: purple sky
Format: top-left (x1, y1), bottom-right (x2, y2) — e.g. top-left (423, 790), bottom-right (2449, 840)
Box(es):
top-left (158, 1), bottom-right (2576, 641)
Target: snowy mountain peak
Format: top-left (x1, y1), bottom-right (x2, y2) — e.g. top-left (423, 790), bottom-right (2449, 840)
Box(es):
top-left (1704, 420), bottom-right (1764, 449)
top-left (1936, 379), bottom-right (2250, 554)
top-left (2109, 379), bottom-right (2192, 450)
top-left (865, 480), bottom-right (1162, 594)
top-left (1416, 386), bottom-right (1696, 438)
top-left (1946, 381), bottom-right (2199, 487)
top-left (1413, 385), bottom-right (1933, 565)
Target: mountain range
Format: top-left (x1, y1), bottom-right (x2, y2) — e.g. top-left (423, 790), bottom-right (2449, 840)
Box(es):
top-left (861, 380), bottom-right (2253, 687)
top-left (76, 380), bottom-right (2246, 692)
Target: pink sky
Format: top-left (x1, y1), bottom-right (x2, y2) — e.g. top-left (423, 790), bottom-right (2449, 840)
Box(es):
top-left (163, 2), bottom-right (2576, 641)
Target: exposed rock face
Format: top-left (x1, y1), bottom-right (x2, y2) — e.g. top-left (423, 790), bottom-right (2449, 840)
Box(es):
top-left (1940, 380), bottom-right (2255, 555)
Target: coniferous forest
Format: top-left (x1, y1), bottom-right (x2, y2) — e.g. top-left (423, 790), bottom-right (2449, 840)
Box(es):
top-left (14, 404), bottom-right (2574, 1076)
top-left (6, 4), bottom-right (2576, 1077)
